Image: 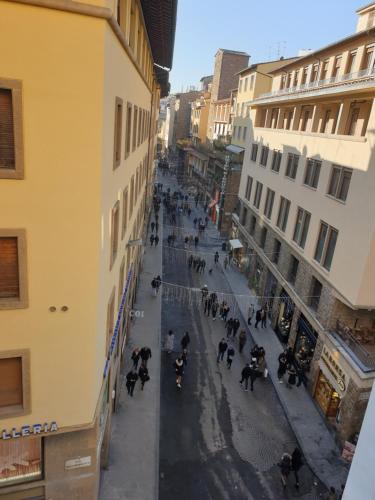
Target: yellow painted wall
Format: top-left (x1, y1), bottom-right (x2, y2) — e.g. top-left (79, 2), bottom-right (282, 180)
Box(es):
top-left (0, 2), bottom-right (106, 430)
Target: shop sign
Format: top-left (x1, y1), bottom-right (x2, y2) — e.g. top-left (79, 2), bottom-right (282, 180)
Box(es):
top-left (321, 345), bottom-right (348, 392)
top-left (65, 456), bottom-right (92, 470)
top-left (1, 421), bottom-right (58, 440)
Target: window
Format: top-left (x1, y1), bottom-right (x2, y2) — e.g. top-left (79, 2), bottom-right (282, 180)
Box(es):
top-left (0, 351), bottom-right (30, 417)
top-left (285, 109), bottom-right (293, 130)
top-left (237, 126), bottom-right (242, 139)
top-left (301, 67), bottom-right (309, 85)
top-left (113, 97), bottom-right (123, 168)
top-left (320, 60), bottom-right (329, 80)
top-left (244, 176), bottom-right (253, 201)
top-left (250, 215), bottom-right (256, 235)
top-left (285, 153), bottom-right (299, 179)
top-left (288, 255), bottom-right (299, 285)
top-left (251, 143), bottom-right (258, 162)
top-left (132, 105), bottom-right (138, 151)
top-left (138, 109), bottom-right (143, 147)
top-left (129, 175), bottom-right (135, 217)
top-left (346, 51), bottom-right (357, 74)
top-left (125, 103), bottom-right (132, 158)
top-left (271, 150), bottom-right (282, 173)
top-left (260, 146), bottom-right (269, 167)
top-left (314, 222), bottom-right (338, 271)
top-left (264, 188), bottom-right (275, 220)
top-left (0, 230), bottom-right (27, 309)
top-left (0, 436), bottom-right (42, 485)
top-left (293, 70), bottom-right (299, 87)
top-left (260, 227), bottom-right (267, 249)
top-left (110, 202), bottom-right (120, 268)
top-left (129, 0), bottom-right (136, 51)
top-left (106, 288), bottom-right (116, 352)
top-left (304, 158), bottom-right (321, 188)
top-left (293, 207), bottom-right (311, 248)
top-left (0, 79), bottom-right (24, 179)
top-left (276, 197), bottom-right (290, 232)
top-left (346, 106), bottom-right (359, 136)
top-left (332, 55), bottom-right (342, 78)
top-left (253, 181), bottom-right (263, 209)
top-left (327, 165), bottom-right (352, 202)
top-left (300, 106), bottom-right (312, 131)
top-left (270, 108), bottom-right (279, 128)
top-left (272, 239), bottom-right (281, 264)
top-left (118, 256), bottom-right (125, 307)
top-left (242, 126), bottom-right (247, 141)
top-left (239, 79), bottom-right (243, 93)
top-left (250, 75), bottom-right (255, 89)
top-left (122, 187), bottom-right (128, 238)
top-left (244, 77), bottom-right (248, 92)
top-left (310, 64), bottom-right (319, 82)
top-left (320, 109), bottom-right (331, 134)
top-left (241, 206), bottom-right (248, 226)
top-left (233, 125), bottom-right (237, 139)
top-left (310, 277), bottom-right (322, 311)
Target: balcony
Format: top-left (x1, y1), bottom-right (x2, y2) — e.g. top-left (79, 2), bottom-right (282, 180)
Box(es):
top-left (332, 319), bottom-right (375, 372)
top-left (252, 67), bottom-right (375, 105)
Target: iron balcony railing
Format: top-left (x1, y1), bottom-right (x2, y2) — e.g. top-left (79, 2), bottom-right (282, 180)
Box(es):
top-left (333, 319), bottom-right (375, 371)
top-left (256, 66), bottom-right (375, 100)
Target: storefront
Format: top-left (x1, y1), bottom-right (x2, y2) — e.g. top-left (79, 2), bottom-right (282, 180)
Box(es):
top-left (264, 270), bottom-right (277, 320)
top-left (314, 344), bottom-right (349, 421)
top-left (275, 290), bottom-right (295, 343)
top-left (0, 437), bottom-right (43, 487)
top-left (229, 239), bottom-right (243, 267)
top-left (293, 314), bottom-right (318, 378)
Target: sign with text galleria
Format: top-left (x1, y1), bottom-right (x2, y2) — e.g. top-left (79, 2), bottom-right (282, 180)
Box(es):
top-left (1, 422), bottom-right (58, 439)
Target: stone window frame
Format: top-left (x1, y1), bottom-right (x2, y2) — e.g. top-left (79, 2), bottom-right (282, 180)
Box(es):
top-left (0, 229), bottom-right (28, 310)
top-left (110, 201), bottom-right (120, 270)
top-left (0, 349), bottom-right (31, 419)
top-left (0, 77), bottom-right (24, 180)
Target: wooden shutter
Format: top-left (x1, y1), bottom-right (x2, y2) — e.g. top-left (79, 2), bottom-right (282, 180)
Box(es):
top-left (0, 357), bottom-right (23, 407)
top-left (0, 237), bottom-right (19, 298)
top-left (0, 89), bottom-right (15, 169)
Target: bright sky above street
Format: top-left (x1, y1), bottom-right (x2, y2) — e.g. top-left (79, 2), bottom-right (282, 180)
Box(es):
top-left (170, 0), bottom-right (362, 92)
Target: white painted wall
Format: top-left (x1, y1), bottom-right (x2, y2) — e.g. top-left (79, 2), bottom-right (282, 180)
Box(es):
top-left (342, 382), bottom-right (375, 500)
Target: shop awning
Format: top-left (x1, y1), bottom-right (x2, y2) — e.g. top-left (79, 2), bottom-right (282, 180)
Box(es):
top-left (226, 144), bottom-right (244, 155)
top-left (229, 239), bottom-right (243, 249)
top-left (208, 200), bottom-right (217, 208)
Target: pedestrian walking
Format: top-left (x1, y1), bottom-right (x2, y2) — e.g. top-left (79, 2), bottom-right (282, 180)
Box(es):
top-left (139, 346), bottom-right (152, 366)
top-left (126, 369), bottom-right (138, 397)
top-left (151, 277), bottom-right (157, 296)
top-left (232, 318), bottom-right (240, 337)
top-left (222, 304), bottom-right (230, 321)
top-left (165, 330), bottom-right (175, 354)
top-left (239, 363), bottom-right (252, 391)
top-left (193, 217), bottom-right (197, 227)
top-left (211, 301), bottom-right (218, 320)
top-left (174, 357), bottom-right (184, 389)
top-left (239, 330), bottom-right (247, 353)
top-left (261, 308), bottom-right (267, 328)
top-left (154, 234), bottom-right (159, 247)
top-left (138, 363), bottom-right (150, 390)
top-left (155, 275), bottom-right (161, 294)
top-left (188, 254), bottom-right (193, 268)
top-left (217, 338), bottom-right (228, 363)
top-left (286, 364), bottom-right (297, 389)
top-left (254, 308), bottom-right (262, 328)
top-left (214, 251), bottom-right (219, 264)
top-left (247, 304), bottom-right (255, 325)
top-left (181, 349), bottom-right (188, 366)
top-left (181, 332), bottom-right (190, 350)
top-left (224, 256), bottom-right (228, 269)
top-left (277, 352), bottom-right (288, 383)
top-left (155, 222), bottom-right (159, 233)
top-left (285, 347), bottom-right (294, 366)
top-left (278, 452), bottom-right (292, 488)
top-left (150, 234), bottom-right (155, 246)
top-left (131, 347), bottom-right (141, 370)
top-left (291, 448), bottom-right (303, 489)
top-left (200, 259), bottom-right (206, 273)
top-left (151, 221), bottom-right (155, 232)
top-left (226, 318), bottom-right (234, 338)
top-left (194, 236), bottom-right (199, 248)
top-left (206, 297), bottom-right (212, 317)
top-left (226, 345), bottom-right (235, 369)
top-left (249, 361), bottom-right (259, 392)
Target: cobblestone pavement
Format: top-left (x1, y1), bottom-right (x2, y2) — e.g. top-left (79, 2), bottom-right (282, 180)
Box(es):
top-left (159, 174), bottom-right (326, 500)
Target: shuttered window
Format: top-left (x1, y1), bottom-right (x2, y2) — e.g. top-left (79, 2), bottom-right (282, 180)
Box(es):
top-left (0, 89), bottom-right (15, 170)
top-left (110, 202), bottom-right (120, 269)
top-left (0, 357), bottom-right (23, 408)
top-left (0, 237), bottom-right (19, 299)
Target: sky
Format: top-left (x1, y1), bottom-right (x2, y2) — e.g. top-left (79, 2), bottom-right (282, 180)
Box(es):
top-left (170, 0), bottom-right (363, 93)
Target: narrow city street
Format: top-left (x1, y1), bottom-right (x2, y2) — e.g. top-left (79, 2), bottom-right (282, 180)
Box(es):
top-left (158, 174), bottom-right (325, 500)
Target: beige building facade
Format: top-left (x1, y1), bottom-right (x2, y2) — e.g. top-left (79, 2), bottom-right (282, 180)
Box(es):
top-left (233, 3), bottom-right (375, 442)
top-left (0, 0), bottom-right (175, 498)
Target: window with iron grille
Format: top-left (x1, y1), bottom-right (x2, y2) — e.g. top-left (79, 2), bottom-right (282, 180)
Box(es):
top-left (314, 221), bottom-right (338, 271)
top-left (293, 207), bottom-right (311, 248)
top-left (244, 176), bottom-right (253, 201)
top-left (285, 153), bottom-right (299, 179)
top-left (264, 188), bottom-right (275, 220)
top-left (251, 143), bottom-right (258, 162)
top-left (253, 181), bottom-right (263, 209)
top-left (260, 146), bottom-right (269, 167)
top-left (271, 150), bottom-right (282, 173)
top-left (276, 197), bottom-right (291, 232)
top-left (304, 159), bottom-right (321, 188)
top-left (0, 80), bottom-right (23, 179)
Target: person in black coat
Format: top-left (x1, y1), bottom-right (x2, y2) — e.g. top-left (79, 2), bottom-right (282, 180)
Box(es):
top-left (232, 318), bottom-right (240, 337)
top-left (226, 345), bottom-right (235, 369)
top-left (217, 339), bottom-right (228, 363)
top-left (278, 352), bottom-right (288, 383)
top-left (239, 363), bottom-right (252, 391)
top-left (138, 363), bottom-right (149, 390)
top-left (126, 369), bottom-right (138, 396)
top-left (255, 308), bottom-right (262, 328)
top-left (139, 346), bottom-right (152, 366)
top-left (291, 448), bottom-right (303, 488)
top-left (181, 332), bottom-right (190, 350)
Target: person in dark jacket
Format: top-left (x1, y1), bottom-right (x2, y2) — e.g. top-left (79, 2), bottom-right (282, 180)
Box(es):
top-left (255, 308), bottom-right (262, 328)
top-left (139, 346), bottom-right (152, 366)
top-left (261, 308), bottom-right (267, 328)
top-left (287, 365), bottom-right (297, 389)
top-left (239, 363), bottom-right (252, 391)
top-left (279, 452), bottom-right (292, 488)
top-left (138, 363), bottom-right (149, 390)
top-left (150, 221), bottom-right (155, 232)
top-left (249, 361), bottom-right (259, 391)
top-left (291, 448), bottom-right (303, 488)
top-left (239, 330), bottom-right (247, 353)
top-left (181, 332), bottom-right (190, 350)
top-left (154, 234), bottom-right (159, 246)
top-left (150, 234), bottom-right (155, 246)
top-left (285, 347), bottom-right (294, 366)
top-left (226, 318), bottom-right (234, 338)
top-left (232, 318), bottom-right (240, 337)
top-left (131, 347), bottom-right (141, 370)
top-left (217, 338), bottom-right (228, 363)
top-left (278, 352), bottom-right (288, 383)
top-left (226, 345), bottom-right (235, 369)
top-left (211, 301), bottom-right (218, 320)
top-left (174, 357), bottom-right (184, 388)
top-left (126, 369), bottom-right (138, 396)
